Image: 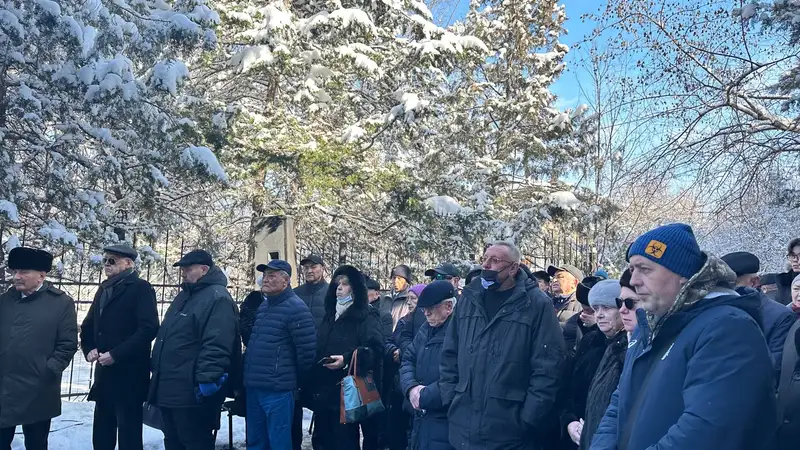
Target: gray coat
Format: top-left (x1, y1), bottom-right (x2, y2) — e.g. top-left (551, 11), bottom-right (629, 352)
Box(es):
top-left (440, 272), bottom-right (566, 450)
top-left (0, 283), bottom-right (78, 427)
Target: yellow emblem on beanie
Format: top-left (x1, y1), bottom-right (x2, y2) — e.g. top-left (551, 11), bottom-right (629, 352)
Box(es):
top-left (645, 240), bottom-right (667, 259)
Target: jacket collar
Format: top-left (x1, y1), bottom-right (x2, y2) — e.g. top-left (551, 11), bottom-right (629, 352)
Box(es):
top-left (646, 253), bottom-right (736, 341)
top-left (266, 287), bottom-right (295, 305)
top-left (12, 281), bottom-right (52, 301)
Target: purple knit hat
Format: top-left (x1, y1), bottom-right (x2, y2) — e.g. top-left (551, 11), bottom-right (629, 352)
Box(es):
top-left (409, 284), bottom-right (427, 298)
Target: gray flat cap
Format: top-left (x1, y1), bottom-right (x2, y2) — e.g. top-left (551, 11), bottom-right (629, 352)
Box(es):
top-left (103, 244), bottom-right (138, 260)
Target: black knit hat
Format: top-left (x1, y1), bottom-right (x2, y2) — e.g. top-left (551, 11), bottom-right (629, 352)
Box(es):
top-left (8, 247), bottom-right (53, 272)
top-left (620, 269), bottom-right (633, 290)
top-left (365, 276), bottom-right (381, 291)
top-left (576, 276), bottom-right (601, 307)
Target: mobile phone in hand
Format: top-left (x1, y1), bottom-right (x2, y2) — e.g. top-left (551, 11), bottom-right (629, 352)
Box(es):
top-left (318, 357), bottom-right (335, 365)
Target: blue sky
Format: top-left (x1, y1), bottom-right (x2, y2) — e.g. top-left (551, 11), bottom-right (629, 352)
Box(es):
top-left (443, 0), bottom-right (600, 110)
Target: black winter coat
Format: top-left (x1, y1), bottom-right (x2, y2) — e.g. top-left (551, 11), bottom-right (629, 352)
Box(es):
top-left (778, 319), bottom-right (800, 450)
top-left (400, 317), bottom-right (454, 450)
top-left (579, 332), bottom-right (627, 450)
top-left (398, 307), bottom-right (426, 356)
top-left (555, 293), bottom-right (582, 355)
top-left (244, 287), bottom-right (317, 392)
top-left (736, 287), bottom-right (796, 385)
top-left (440, 272), bottom-right (567, 450)
top-left (776, 270), bottom-right (798, 306)
top-left (239, 291), bottom-right (264, 347)
top-left (80, 271), bottom-right (158, 404)
top-left (294, 281), bottom-right (329, 330)
top-left (149, 266), bottom-right (241, 407)
top-left (0, 283), bottom-right (78, 427)
top-left (558, 329), bottom-right (609, 437)
top-left (308, 265), bottom-right (384, 413)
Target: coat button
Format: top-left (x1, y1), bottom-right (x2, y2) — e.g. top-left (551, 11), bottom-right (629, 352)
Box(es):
top-left (784, 418), bottom-right (791, 424)
top-left (793, 371), bottom-right (800, 381)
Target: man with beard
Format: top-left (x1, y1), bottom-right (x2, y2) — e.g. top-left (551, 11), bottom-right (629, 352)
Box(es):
top-left (440, 241), bottom-right (566, 450)
top-left (81, 244), bottom-right (159, 450)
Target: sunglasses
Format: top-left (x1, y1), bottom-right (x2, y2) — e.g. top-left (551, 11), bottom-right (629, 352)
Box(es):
top-left (102, 257), bottom-right (117, 266)
top-left (435, 273), bottom-right (454, 281)
top-left (615, 297), bottom-right (638, 310)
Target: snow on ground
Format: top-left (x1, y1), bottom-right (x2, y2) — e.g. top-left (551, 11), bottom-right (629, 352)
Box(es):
top-left (10, 402), bottom-right (313, 449)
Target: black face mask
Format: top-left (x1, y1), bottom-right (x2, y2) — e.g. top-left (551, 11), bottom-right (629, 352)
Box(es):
top-left (481, 269), bottom-right (499, 289)
top-left (481, 268), bottom-right (511, 290)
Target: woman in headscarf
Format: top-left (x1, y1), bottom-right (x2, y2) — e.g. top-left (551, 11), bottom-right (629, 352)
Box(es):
top-left (308, 265), bottom-right (383, 450)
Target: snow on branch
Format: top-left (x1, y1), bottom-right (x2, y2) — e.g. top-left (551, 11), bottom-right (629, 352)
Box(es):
top-left (180, 145), bottom-right (229, 183)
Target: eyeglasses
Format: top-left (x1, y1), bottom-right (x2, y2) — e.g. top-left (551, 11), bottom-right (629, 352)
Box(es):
top-left (435, 274), bottom-right (454, 281)
top-left (102, 257), bottom-right (117, 266)
top-left (788, 253), bottom-right (800, 261)
top-left (615, 297), bottom-right (638, 310)
top-left (479, 256), bottom-right (513, 266)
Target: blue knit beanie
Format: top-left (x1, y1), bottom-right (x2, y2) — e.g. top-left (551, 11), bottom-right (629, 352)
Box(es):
top-left (627, 223), bottom-right (704, 279)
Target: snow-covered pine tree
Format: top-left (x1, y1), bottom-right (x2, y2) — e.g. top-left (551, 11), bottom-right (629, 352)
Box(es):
top-left (390, 0), bottom-right (595, 259)
top-left (0, 0), bottom-right (228, 259)
top-left (198, 0), bottom-right (499, 266)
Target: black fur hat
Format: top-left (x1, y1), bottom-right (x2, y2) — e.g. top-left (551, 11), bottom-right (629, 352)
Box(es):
top-left (8, 247), bottom-right (53, 272)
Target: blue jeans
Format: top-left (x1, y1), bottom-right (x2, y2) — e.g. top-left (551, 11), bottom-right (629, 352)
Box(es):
top-left (247, 389), bottom-right (295, 450)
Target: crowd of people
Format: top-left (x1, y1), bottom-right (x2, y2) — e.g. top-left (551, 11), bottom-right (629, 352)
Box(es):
top-left (2, 223), bottom-right (800, 450)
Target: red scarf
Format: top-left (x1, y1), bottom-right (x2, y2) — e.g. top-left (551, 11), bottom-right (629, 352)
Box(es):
top-left (791, 302), bottom-right (800, 315)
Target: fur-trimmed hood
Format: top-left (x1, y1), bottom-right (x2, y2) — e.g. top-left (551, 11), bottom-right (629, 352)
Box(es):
top-left (646, 252), bottom-right (753, 341)
top-left (324, 265), bottom-right (369, 320)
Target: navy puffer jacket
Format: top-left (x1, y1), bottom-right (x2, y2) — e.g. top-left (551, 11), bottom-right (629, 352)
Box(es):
top-left (400, 317), bottom-right (453, 450)
top-left (244, 287), bottom-right (317, 391)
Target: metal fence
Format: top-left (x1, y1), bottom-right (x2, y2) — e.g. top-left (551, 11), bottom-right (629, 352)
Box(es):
top-left (294, 226), bottom-right (598, 287)
top-left (1, 221), bottom-right (596, 400)
top-left (0, 230), bottom-right (255, 401)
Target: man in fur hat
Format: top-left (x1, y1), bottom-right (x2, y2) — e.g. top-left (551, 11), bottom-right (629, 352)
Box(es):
top-left (0, 247), bottom-right (78, 450)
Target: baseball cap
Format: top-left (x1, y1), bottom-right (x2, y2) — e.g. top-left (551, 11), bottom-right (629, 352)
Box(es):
top-left (300, 254), bottom-right (324, 266)
top-left (256, 259), bottom-right (292, 277)
top-left (424, 263), bottom-right (460, 278)
top-left (547, 264), bottom-right (584, 280)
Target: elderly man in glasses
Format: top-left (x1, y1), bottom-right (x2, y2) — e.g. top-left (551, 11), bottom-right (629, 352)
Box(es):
top-left (80, 244), bottom-right (159, 450)
top-left (440, 241), bottom-right (565, 450)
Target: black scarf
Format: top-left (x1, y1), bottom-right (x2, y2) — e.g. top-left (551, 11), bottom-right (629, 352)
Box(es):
top-left (97, 268), bottom-right (135, 315)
